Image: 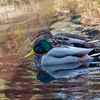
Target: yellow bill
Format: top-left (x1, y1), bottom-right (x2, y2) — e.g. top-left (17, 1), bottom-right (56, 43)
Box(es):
top-left (24, 49), bottom-right (36, 58)
top-left (32, 70), bottom-right (39, 77)
top-left (26, 69), bottom-right (39, 77)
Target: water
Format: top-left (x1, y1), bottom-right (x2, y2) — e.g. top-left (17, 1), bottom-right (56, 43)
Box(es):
top-left (0, 0), bottom-right (100, 100)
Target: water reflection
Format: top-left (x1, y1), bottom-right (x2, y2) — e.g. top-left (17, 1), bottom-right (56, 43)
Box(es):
top-left (42, 61), bottom-right (91, 79)
top-left (31, 61), bottom-right (99, 79)
top-left (29, 59), bottom-right (100, 82)
top-left (27, 69), bottom-right (55, 83)
top-left (24, 58), bottom-right (100, 100)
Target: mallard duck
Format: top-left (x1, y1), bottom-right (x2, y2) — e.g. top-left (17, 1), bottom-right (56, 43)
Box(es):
top-left (24, 39), bottom-right (100, 65)
top-left (31, 29), bottom-right (100, 47)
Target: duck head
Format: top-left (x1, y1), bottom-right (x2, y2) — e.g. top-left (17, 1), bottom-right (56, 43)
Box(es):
top-left (36, 29), bottom-right (53, 40)
top-left (24, 40), bottom-right (52, 58)
top-left (31, 29), bottom-right (53, 45)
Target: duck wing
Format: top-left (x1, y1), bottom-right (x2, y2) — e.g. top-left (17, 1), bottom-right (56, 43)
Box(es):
top-left (48, 33), bottom-right (100, 46)
top-left (48, 33), bottom-right (88, 46)
top-left (48, 33), bottom-right (88, 45)
top-left (47, 46), bottom-right (93, 57)
top-left (48, 35), bottom-right (69, 45)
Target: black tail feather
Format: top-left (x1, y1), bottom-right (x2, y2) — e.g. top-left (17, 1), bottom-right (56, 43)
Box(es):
top-left (88, 49), bottom-right (100, 57)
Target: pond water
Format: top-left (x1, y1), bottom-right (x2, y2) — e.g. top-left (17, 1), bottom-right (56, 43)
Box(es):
top-left (0, 0), bottom-right (100, 100)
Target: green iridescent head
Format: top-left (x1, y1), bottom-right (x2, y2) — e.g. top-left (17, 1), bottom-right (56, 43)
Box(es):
top-left (33, 40), bottom-right (52, 54)
top-left (24, 40), bottom-right (52, 58)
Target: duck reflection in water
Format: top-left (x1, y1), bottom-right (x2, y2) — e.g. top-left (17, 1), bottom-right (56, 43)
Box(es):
top-left (27, 60), bottom-right (98, 83)
top-left (27, 69), bottom-right (55, 83)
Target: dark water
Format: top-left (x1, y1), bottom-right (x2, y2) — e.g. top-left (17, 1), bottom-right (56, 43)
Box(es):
top-left (0, 0), bottom-right (100, 100)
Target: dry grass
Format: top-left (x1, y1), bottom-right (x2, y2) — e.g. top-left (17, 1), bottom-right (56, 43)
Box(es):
top-left (53, 0), bottom-right (100, 25)
top-left (53, 0), bottom-right (77, 11)
top-left (77, 0), bottom-right (100, 25)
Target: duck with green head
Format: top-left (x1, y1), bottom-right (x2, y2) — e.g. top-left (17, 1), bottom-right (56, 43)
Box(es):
top-left (24, 39), bottom-right (97, 66)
